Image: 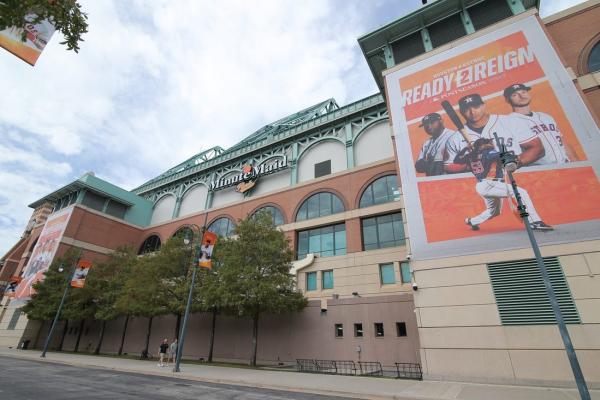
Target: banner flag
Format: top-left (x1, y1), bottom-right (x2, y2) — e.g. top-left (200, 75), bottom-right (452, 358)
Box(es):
top-left (0, 14), bottom-right (56, 66)
top-left (71, 259), bottom-right (92, 288)
top-left (198, 231), bottom-right (218, 269)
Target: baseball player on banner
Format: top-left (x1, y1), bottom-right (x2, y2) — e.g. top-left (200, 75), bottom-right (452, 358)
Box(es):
top-left (503, 83), bottom-right (574, 165)
top-left (414, 113), bottom-right (454, 176)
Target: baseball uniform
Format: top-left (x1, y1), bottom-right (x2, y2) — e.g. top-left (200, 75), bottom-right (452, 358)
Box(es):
top-left (416, 128), bottom-right (454, 175)
top-left (508, 111), bottom-right (569, 165)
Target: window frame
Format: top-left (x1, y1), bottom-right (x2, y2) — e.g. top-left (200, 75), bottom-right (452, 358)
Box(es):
top-left (359, 175), bottom-right (399, 208)
top-left (396, 322), bottom-right (407, 337)
top-left (354, 323), bottom-right (364, 338)
top-left (361, 212), bottom-right (405, 251)
top-left (251, 206), bottom-right (285, 226)
top-left (374, 322), bottom-right (385, 337)
top-left (400, 262), bottom-right (411, 284)
top-left (334, 323), bottom-right (344, 338)
top-left (297, 223), bottom-right (346, 260)
top-left (379, 263), bottom-right (396, 285)
top-left (322, 270), bottom-right (334, 290)
top-left (207, 217), bottom-right (235, 238)
top-left (306, 271), bottom-right (317, 291)
top-left (138, 235), bottom-right (161, 255)
top-left (296, 192), bottom-right (345, 222)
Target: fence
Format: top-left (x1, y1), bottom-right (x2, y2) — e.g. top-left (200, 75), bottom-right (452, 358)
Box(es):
top-left (395, 362), bottom-right (423, 380)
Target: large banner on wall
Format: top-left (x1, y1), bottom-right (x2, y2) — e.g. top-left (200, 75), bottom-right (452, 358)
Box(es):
top-left (385, 14), bottom-right (600, 260)
top-left (13, 207), bottom-right (73, 302)
top-left (0, 14), bottom-right (55, 66)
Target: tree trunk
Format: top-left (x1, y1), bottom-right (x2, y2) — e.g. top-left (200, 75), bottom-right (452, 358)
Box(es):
top-left (250, 313), bottom-right (259, 367)
top-left (59, 320), bottom-right (69, 351)
top-left (174, 313), bottom-right (182, 340)
top-left (118, 315), bottom-right (129, 356)
top-left (208, 308), bottom-right (217, 362)
top-left (143, 316), bottom-right (153, 356)
top-left (94, 320), bottom-right (106, 355)
top-left (74, 320), bottom-right (85, 353)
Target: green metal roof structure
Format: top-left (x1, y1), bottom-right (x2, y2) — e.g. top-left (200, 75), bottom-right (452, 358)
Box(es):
top-left (358, 0), bottom-right (541, 92)
top-left (133, 98), bottom-right (340, 194)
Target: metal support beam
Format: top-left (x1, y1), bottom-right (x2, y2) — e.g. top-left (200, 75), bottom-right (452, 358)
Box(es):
top-left (420, 27), bottom-right (433, 52)
top-left (460, 10), bottom-right (475, 34)
top-left (506, 0), bottom-right (526, 14)
top-left (290, 143), bottom-right (299, 185)
top-left (345, 124), bottom-right (354, 169)
top-left (382, 44), bottom-right (395, 69)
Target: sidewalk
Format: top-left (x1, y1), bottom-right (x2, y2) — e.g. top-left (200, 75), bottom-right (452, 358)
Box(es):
top-left (0, 348), bottom-right (598, 400)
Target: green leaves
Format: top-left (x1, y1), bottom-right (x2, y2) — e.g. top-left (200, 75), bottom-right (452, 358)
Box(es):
top-left (0, 0), bottom-right (88, 52)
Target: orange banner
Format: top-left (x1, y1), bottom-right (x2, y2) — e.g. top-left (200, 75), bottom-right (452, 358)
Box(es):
top-left (198, 231), bottom-right (217, 269)
top-left (71, 260), bottom-right (92, 288)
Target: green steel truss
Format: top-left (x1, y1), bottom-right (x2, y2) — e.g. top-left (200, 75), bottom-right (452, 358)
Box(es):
top-left (136, 94), bottom-right (387, 209)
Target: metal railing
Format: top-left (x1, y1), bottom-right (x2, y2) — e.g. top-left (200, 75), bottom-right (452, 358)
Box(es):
top-left (358, 361), bottom-right (383, 376)
top-left (395, 362), bottom-right (423, 380)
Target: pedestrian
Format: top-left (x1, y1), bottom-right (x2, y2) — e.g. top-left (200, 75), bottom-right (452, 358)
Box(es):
top-left (167, 338), bottom-right (178, 365)
top-left (157, 339), bottom-right (169, 367)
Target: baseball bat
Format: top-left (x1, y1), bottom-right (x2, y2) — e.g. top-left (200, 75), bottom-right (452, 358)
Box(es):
top-left (441, 100), bottom-right (472, 146)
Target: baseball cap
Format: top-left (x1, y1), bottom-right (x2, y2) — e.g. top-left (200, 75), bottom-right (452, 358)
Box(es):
top-left (503, 83), bottom-right (531, 98)
top-left (458, 94), bottom-right (484, 111)
top-left (419, 112), bottom-right (442, 127)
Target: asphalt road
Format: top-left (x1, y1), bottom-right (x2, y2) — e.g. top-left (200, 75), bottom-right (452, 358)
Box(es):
top-left (0, 356), bottom-right (355, 400)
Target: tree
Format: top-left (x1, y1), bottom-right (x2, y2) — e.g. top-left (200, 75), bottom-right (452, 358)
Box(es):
top-left (116, 237), bottom-right (191, 356)
top-left (22, 248), bottom-right (80, 350)
top-left (0, 0), bottom-right (88, 52)
top-left (84, 246), bottom-right (136, 355)
top-left (213, 211), bottom-right (307, 366)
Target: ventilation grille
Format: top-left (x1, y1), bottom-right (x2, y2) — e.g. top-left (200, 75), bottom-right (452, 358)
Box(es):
top-left (487, 257), bottom-right (581, 325)
top-left (468, 0), bottom-right (513, 31)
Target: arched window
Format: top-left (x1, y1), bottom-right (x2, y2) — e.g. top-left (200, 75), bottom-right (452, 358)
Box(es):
top-left (359, 175), bottom-right (399, 208)
top-left (138, 235), bottom-right (161, 255)
top-left (208, 217), bottom-right (235, 237)
top-left (173, 226), bottom-right (195, 243)
top-left (251, 206), bottom-right (284, 226)
top-left (296, 192), bottom-right (344, 221)
top-left (589, 41), bottom-right (600, 73)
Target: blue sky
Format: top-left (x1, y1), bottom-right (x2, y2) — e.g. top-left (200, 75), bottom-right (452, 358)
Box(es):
top-left (0, 0), bottom-right (587, 255)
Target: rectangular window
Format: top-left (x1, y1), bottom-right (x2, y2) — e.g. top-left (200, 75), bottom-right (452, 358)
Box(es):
top-left (7, 309), bottom-right (22, 330)
top-left (427, 13), bottom-right (465, 48)
top-left (105, 200), bottom-right (128, 219)
top-left (396, 322), bottom-right (407, 337)
top-left (379, 263), bottom-right (396, 285)
top-left (335, 323), bottom-right (343, 338)
top-left (362, 213), bottom-right (405, 250)
top-left (297, 223), bottom-right (346, 259)
top-left (354, 323), bottom-right (363, 337)
top-left (400, 262), bottom-right (411, 284)
top-left (322, 270), bottom-right (334, 289)
top-left (488, 257), bottom-right (581, 325)
top-left (306, 272), bottom-right (317, 291)
top-left (374, 323), bottom-right (384, 337)
top-left (314, 160), bottom-right (331, 178)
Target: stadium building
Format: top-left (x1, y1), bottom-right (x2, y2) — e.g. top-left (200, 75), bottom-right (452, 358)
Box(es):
top-left (1, 0), bottom-right (600, 387)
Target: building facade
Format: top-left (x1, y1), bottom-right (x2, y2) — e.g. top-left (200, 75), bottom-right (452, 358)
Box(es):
top-left (1, 0), bottom-right (600, 387)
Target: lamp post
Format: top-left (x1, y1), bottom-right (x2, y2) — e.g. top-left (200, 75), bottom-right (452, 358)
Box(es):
top-left (493, 133), bottom-right (590, 400)
top-left (41, 250), bottom-right (82, 358)
top-left (173, 212), bottom-right (210, 373)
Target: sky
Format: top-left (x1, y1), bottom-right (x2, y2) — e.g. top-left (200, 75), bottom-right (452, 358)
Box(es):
top-left (0, 0), bottom-right (589, 256)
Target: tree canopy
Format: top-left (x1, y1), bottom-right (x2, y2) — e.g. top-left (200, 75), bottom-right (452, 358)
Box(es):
top-left (0, 0), bottom-right (88, 52)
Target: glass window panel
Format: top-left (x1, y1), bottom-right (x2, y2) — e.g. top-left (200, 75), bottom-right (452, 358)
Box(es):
top-left (590, 42), bottom-right (600, 73)
top-left (372, 178), bottom-right (388, 205)
top-left (297, 232), bottom-right (308, 259)
top-left (362, 213), bottom-right (405, 250)
top-left (307, 196), bottom-right (320, 219)
top-left (319, 193), bottom-right (332, 217)
top-left (297, 203), bottom-right (307, 221)
top-left (297, 224), bottom-right (345, 259)
top-left (380, 263), bottom-right (396, 284)
top-left (334, 227), bottom-right (346, 253)
top-left (359, 175), bottom-right (399, 208)
top-left (374, 322), bottom-right (384, 337)
top-left (359, 187), bottom-right (374, 208)
top-left (332, 195), bottom-right (344, 214)
top-left (354, 323), bottom-right (363, 337)
top-left (401, 262), bottom-right (411, 283)
top-left (335, 323), bottom-right (343, 337)
top-left (308, 232), bottom-right (321, 254)
top-left (306, 272), bottom-right (317, 291)
top-left (322, 270), bottom-right (334, 289)
top-left (396, 322), bottom-right (407, 337)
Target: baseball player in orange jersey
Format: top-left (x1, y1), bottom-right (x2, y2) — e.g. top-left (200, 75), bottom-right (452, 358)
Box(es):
top-left (503, 83), bottom-right (574, 165)
top-left (444, 93), bottom-right (545, 174)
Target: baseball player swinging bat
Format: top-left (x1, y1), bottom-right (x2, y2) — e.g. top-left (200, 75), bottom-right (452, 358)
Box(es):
top-left (441, 100), bottom-right (472, 147)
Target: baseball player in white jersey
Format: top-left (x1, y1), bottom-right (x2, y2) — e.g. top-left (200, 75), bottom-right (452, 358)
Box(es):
top-left (444, 94), bottom-right (552, 231)
top-left (503, 83), bottom-right (572, 165)
top-left (414, 113), bottom-right (454, 176)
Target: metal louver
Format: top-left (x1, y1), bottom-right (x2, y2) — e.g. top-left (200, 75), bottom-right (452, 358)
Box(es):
top-left (487, 257), bottom-right (581, 325)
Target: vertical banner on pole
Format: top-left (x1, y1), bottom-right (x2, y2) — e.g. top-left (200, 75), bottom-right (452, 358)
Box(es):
top-left (198, 232), bottom-right (217, 269)
top-left (0, 14), bottom-right (56, 66)
top-left (70, 260), bottom-right (92, 288)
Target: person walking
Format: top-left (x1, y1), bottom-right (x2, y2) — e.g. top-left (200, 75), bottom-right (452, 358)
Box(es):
top-left (167, 338), bottom-right (178, 365)
top-left (157, 339), bottom-right (169, 367)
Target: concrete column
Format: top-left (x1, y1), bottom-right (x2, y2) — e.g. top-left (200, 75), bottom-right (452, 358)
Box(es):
top-left (460, 10), bottom-right (476, 34)
top-left (506, 0), bottom-right (526, 14)
top-left (345, 124), bottom-right (354, 169)
top-left (345, 218), bottom-right (363, 254)
top-left (420, 27), bottom-right (433, 52)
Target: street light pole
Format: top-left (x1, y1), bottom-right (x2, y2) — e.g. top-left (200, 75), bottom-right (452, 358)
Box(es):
top-left (493, 133), bottom-right (590, 400)
top-left (41, 252), bottom-right (81, 358)
top-left (173, 211), bottom-right (210, 373)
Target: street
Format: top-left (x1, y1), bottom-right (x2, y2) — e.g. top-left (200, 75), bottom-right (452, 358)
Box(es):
top-left (0, 356), bottom-right (355, 400)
